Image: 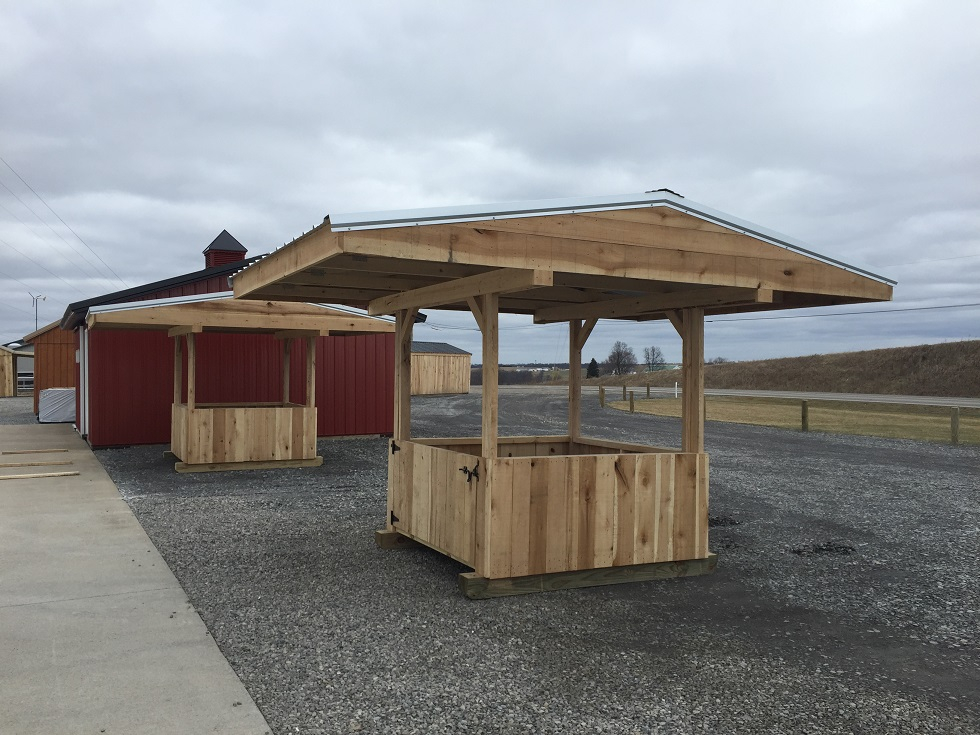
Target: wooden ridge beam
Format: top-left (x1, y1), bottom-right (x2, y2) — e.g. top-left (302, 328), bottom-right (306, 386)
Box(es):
top-left (533, 286), bottom-right (772, 323)
top-left (368, 268), bottom-right (553, 316)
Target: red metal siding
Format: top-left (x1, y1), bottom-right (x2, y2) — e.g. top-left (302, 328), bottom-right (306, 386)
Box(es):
top-left (85, 329), bottom-right (394, 448)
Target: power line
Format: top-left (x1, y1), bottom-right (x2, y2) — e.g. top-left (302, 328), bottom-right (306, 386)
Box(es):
top-left (0, 154), bottom-right (128, 287)
top-left (0, 233), bottom-right (88, 296)
top-left (879, 253), bottom-right (980, 268)
top-left (0, 197), bottom-right (113, 289)
top-left (0, 177), bottom-right (119, 289)
top-left (0, 298), bottom-right (39, 318)
top-left (707, 302), bottom-right (980, 323)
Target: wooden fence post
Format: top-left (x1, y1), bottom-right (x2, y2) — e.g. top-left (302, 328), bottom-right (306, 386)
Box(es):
top-left (629, 391), bottom-right (635, 413)
top-left (951, 407), bottom-right (960, 445)
top-left (599, 385), bottom-right (605, 407)
top-left (646, 384), bottom-right (650, 398)
top-left (622, 384), bottom-right (627, 400)
top-left (801, 400), bottom-right (809, 432)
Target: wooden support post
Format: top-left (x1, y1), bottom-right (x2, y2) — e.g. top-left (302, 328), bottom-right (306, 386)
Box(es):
top-left (801, 400), bottom-right (809, 432)
top-left (568, 320), bottom-right (588, 440)
top-left (306, 336), bottom-right (316, 409)
top-left (622, 384), bottom-right (627, 401)
top-left (629, 391), bottom-right (635, 413)
top-left (393, 309), bottom-right (417, 442)
top-left (599, 385), bottom-right (605, 407)
top-left (186, 332), bottom-right (196, 410)
top-left (173, 335), bottom-right (183, 404)
top-left (282, 338), bottom-right (292, 406)
top-left (480, 293), bottom-right (499, 460)
top-left (680, 308), bottom-right (705, 453)
top-left (951, 407), bottom-right (960, 445)
top-left (646, 384), bottom-right (650, 399)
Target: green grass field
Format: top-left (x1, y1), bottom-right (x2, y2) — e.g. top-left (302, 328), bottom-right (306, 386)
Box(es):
top-left (607, 395), bottom-right (979, 445)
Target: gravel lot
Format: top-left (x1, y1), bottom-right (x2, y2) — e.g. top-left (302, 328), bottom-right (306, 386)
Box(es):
top-left (86, 388), bottom-right (980, 734)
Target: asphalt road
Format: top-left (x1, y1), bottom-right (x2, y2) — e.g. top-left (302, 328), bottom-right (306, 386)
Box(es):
top-left (479, 384), bottom-right (980, 408)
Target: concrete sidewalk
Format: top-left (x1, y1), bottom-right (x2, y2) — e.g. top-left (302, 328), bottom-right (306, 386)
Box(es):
top-left (0, 424), bottom-right (270, 735)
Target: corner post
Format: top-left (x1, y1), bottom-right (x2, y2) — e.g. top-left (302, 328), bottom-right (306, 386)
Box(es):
top-left (393, 309), bottom-right (416, 442)
top-left (306, 336), bottom-right (316, 409)
top-left (186, 332), bottom-right (197, 410)
top-left (282, 338), bottom-right (292, 406)
top-left (173, 335), bottom-right (183, 405)
top-left (480, 293), bottom-right (499, 460)
top-left (568, 320), bottom-right (582, 440)
top-left (680, 307), bottom-right (704, 453)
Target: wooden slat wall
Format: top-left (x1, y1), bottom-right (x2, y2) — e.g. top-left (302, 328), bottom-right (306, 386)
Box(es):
top-left (31, 327), bottom-right (77, 413)
top-left (481, 451), bottom-right (709, 579)
top-left (389, 441), bottom-right (478, 566)
top-left (172, 404), bottom-right (317, 465)
top-left (394, 437), bottom-right (709, 580)
top-left (410, 353), bottom-right (471, 395)
top-left (0, 351), bottom-right (15, 398)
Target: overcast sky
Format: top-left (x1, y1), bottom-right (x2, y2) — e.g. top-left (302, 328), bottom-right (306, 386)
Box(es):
top-left (1, 1), bottom-right (977, 365)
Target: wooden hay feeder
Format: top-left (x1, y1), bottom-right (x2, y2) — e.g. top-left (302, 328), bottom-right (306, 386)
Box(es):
top-left (231, 192), bottom-right (894, 596)
top-left (85, 297), bottom-right (393, 472)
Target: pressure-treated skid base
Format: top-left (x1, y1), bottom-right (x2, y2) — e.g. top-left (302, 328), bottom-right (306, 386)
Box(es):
top-left (459, 554), bottom-right (717, 599)
top-left (374, 529), bottom-right (423, 550)
top-left (174, 456), bottom-right (323, 473)
top-left (376, 528), bottom-right (716, 598)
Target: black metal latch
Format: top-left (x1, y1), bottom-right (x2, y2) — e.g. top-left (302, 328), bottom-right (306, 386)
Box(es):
top-left (459, 461), bottom-right (479, 483)
top-left (391, 441), bottom-right (400, 454)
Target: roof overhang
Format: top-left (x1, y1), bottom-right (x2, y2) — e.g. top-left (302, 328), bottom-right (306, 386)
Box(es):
top-left (84, 293), bottom-right (394, 336)
top-left (231, 192), bottom-right (895, 322)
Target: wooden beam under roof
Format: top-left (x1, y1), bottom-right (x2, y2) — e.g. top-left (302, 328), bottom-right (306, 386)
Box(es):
top-left (337, 224), bottom-right (893, 302)
top-left (367, 268), bottom-right (553, 315)
top-left (86, 298), bottom-right (393, 335)
top-left (532, 286), bottom-right (774, 323)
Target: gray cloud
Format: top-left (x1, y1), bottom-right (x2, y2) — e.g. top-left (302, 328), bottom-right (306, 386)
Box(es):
top-left (1, 0), bottom-right (977, 362)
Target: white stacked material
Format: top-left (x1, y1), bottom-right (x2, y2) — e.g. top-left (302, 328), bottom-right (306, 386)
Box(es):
top-left (38, 388), bottom-right (76, 423)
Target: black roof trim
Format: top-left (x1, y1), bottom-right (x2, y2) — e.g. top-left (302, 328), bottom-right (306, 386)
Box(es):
top-left (61, 254), bottom-right (264, 330)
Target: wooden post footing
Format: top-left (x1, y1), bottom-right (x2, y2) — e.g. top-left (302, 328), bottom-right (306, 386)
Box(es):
top-left (458, 553), bottom-right (718, 599)
top-left (375, 529), bottom-right (423, 550)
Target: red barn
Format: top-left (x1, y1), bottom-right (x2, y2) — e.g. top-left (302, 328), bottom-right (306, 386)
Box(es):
top-left (59, 231), bottom-right (395, 448)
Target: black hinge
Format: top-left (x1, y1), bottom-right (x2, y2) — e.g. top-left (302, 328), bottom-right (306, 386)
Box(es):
top-left (391, 441), bottom-right (400, 454)
top-left (459, 460), bottom-right (480, 483)
top-left (390, 510), bottom-right (399, 524)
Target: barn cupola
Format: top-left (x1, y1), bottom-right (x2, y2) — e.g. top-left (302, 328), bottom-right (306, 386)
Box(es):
top-left (203, 230), bottom-right (247, 268)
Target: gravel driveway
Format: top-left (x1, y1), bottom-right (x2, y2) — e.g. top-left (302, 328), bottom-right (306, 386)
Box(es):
top-left (93, 388), bottom-right (980, 734)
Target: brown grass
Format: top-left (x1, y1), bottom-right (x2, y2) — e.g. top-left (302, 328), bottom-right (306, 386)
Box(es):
top-left (587, 340), bottom-right (980, 398)
top-left (608, 396), bottom-right (980, 445)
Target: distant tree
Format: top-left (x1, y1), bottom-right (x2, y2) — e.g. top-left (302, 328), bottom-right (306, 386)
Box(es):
top-left (707, 356), bottom-right (732, 364)
top-left (643, 346), bottom-right (666, 370)
top-left (606, 341), bottom-right (637, 376)
top-left (586, 358), bottom-right (600, 378)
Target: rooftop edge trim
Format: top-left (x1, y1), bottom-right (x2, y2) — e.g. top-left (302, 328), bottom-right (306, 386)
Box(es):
top-left (326, 192), bottom-right (896, 287)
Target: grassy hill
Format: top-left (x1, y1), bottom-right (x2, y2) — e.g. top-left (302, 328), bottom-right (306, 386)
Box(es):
top-left (585, 340), bottom-right (980, 398)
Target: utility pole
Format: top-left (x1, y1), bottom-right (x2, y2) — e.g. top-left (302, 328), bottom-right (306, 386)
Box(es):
top-left (29, 292), bottom-right (45, 331)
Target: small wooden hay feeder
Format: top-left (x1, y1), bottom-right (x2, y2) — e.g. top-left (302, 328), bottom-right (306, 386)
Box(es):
top-left (231, 192), bottom-right (894, 596)
top-left (85, 296), bottom-right (393, 472)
